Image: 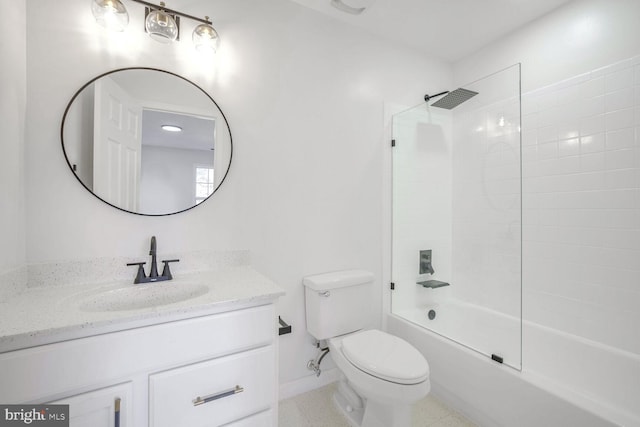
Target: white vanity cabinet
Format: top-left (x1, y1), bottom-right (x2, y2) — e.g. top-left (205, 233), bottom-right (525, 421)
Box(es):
top-left (0, 303), bottom-right (279, 427)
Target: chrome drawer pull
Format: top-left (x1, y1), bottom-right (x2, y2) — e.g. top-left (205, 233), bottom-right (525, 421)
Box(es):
top-left (192, 385), bottom-right (244, 406)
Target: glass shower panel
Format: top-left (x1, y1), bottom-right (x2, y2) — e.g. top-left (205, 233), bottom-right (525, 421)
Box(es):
top-left (391, 64), bottom-right (522, 370)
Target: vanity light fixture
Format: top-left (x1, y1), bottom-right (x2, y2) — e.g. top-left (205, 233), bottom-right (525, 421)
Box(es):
top-left (161, 125), bottom-right (182, 132)
top-left (91, 0), bottom-right (220, 51)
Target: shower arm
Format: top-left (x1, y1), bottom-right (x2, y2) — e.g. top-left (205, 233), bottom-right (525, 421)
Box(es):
top-left (424, 91), bottom-right (449, 102)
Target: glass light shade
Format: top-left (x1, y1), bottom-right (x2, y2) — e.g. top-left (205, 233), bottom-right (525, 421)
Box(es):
top-left (192, 23), bottom-right (219, 53)
top-left (145, 9), bottom-right (179, 43)
top-left (91, 0), bottom-right (129, 32)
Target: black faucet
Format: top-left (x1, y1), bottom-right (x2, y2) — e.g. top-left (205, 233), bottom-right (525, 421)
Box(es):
top-left (149, 236), bottom-right (159, 279)
top-left (126, 236), bottom-right (179, 284)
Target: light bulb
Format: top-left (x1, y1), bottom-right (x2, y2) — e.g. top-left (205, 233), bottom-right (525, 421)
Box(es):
top-left (91, 0), bottom-right (129, 32)
top-left (192, 19), bottom-right (219, 53)
top-left (145, 3), bottom-right (179, 43)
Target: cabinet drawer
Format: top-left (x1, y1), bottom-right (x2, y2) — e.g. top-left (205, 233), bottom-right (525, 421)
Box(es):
top-left (221, 409), bottom-right (273, 427)
top-left (149, 346), bottom-right (275, 427)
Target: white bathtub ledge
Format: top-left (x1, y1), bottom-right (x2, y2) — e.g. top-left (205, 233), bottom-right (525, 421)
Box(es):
top-left (522, 371), bottom-right (638, 427)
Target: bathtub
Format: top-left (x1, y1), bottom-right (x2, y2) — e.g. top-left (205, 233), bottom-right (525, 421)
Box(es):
top-left (388, 301), bottom-right (640, 427)
top-left (394, 302), bottom-right (521, 370)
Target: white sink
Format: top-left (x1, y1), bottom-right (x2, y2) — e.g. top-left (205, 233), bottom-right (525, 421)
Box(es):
top-left (77, 282), bottom-right (209, 312)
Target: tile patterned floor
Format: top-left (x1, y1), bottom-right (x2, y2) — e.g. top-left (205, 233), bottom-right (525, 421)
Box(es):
top-left (279, 382), bottom-right (477, 427)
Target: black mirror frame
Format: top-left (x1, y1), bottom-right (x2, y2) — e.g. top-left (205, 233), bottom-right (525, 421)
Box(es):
top-left (60, 67), bottom-right (233, 216)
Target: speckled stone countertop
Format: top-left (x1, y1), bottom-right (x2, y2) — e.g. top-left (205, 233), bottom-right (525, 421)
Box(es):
top-left (0, 266), bottom-right (285, 354)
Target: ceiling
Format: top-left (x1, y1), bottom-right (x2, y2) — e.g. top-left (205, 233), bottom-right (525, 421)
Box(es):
top-left (142, 110), bottom-right (215, 151)
top-left (288, 0), bottom-right (573, 61)
top-left (109, 70), bottom-right (219, 152)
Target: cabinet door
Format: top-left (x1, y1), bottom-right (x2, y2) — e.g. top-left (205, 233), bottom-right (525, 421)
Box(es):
top-left (49, 382), bottom-right (132, 427)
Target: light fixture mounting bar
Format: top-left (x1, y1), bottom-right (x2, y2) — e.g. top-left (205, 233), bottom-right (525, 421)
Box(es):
top-left (129, 0), bottom-right (210, 24)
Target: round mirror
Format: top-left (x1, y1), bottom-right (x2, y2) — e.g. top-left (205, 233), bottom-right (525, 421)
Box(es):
top-left (61, 67), bottom-right (232, 216)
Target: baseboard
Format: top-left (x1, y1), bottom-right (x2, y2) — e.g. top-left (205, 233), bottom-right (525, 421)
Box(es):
top-left (279, 368), bottom-right (340, 401)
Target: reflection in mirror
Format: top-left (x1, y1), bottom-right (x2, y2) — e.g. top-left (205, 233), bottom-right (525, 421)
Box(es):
top-left (61, 68), bottom-right (232, 216)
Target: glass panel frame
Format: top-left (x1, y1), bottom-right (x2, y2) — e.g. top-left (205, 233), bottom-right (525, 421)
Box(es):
top-left (391, 64), bottom-right (522, 370)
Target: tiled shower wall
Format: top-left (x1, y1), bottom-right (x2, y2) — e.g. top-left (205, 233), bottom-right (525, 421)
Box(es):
top-left (522, 55), bottom-right (640, 355)
top-left (451, 66), bottom-right (522, 319)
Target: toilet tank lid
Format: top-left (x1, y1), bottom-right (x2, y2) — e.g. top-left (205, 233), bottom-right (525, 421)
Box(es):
top-left (303, 270), bottom-right (374, 291)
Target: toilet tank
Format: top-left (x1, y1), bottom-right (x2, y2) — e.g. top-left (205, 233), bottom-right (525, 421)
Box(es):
top-left (303, 270), bottom-right (374, 340)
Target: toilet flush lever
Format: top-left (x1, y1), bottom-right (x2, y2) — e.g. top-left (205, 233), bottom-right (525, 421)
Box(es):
top-left (319, 291), bottom-right (331, 297)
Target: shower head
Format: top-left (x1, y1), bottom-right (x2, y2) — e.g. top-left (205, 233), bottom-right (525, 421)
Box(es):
top-left (430, 88), bottom-right (478, 109)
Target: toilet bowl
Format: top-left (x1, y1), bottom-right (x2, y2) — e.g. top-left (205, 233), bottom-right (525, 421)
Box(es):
top-left (329, 330), bottom-right (430, 427)
top-left (303, 270), bottom-right (430, 427)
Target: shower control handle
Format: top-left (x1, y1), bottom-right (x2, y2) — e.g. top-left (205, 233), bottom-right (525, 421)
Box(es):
top-left (419, 250), bottom-right (435, 275)
top-left (319, 291), bottom-right (331, 297)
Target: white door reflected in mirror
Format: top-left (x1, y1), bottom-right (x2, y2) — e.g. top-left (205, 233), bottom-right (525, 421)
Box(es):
top-left (93, 76), bottom-right (142, 212)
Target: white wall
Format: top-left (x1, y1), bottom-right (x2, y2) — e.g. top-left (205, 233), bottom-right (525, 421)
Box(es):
top-left (63, 84), bottom-right (94, 188)
top-left (23, 0), bottom-right (450, 387)
top-left (454, 0), bottom-right (640, 93)
top-left (519, 57), bottom-right (640, 354)
top-left (0, 2), bottom-right (26, 275)
top-left (140, 146), bottom-right (214, 214)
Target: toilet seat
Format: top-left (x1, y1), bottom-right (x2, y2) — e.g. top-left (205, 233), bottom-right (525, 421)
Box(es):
top-left (341, 330), bottom-right (429, 385)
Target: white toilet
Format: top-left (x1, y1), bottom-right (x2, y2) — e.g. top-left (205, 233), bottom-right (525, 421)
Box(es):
top-left (303, 270), bottom-right (430, 427)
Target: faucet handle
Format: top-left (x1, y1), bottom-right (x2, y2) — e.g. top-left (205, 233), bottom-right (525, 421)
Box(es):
top-left (419, 249), bottom-right (435, 275)
top-left (161, 259), bottom-right (180, 280)
top-left (126, 262), bottom-right (147, 284)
